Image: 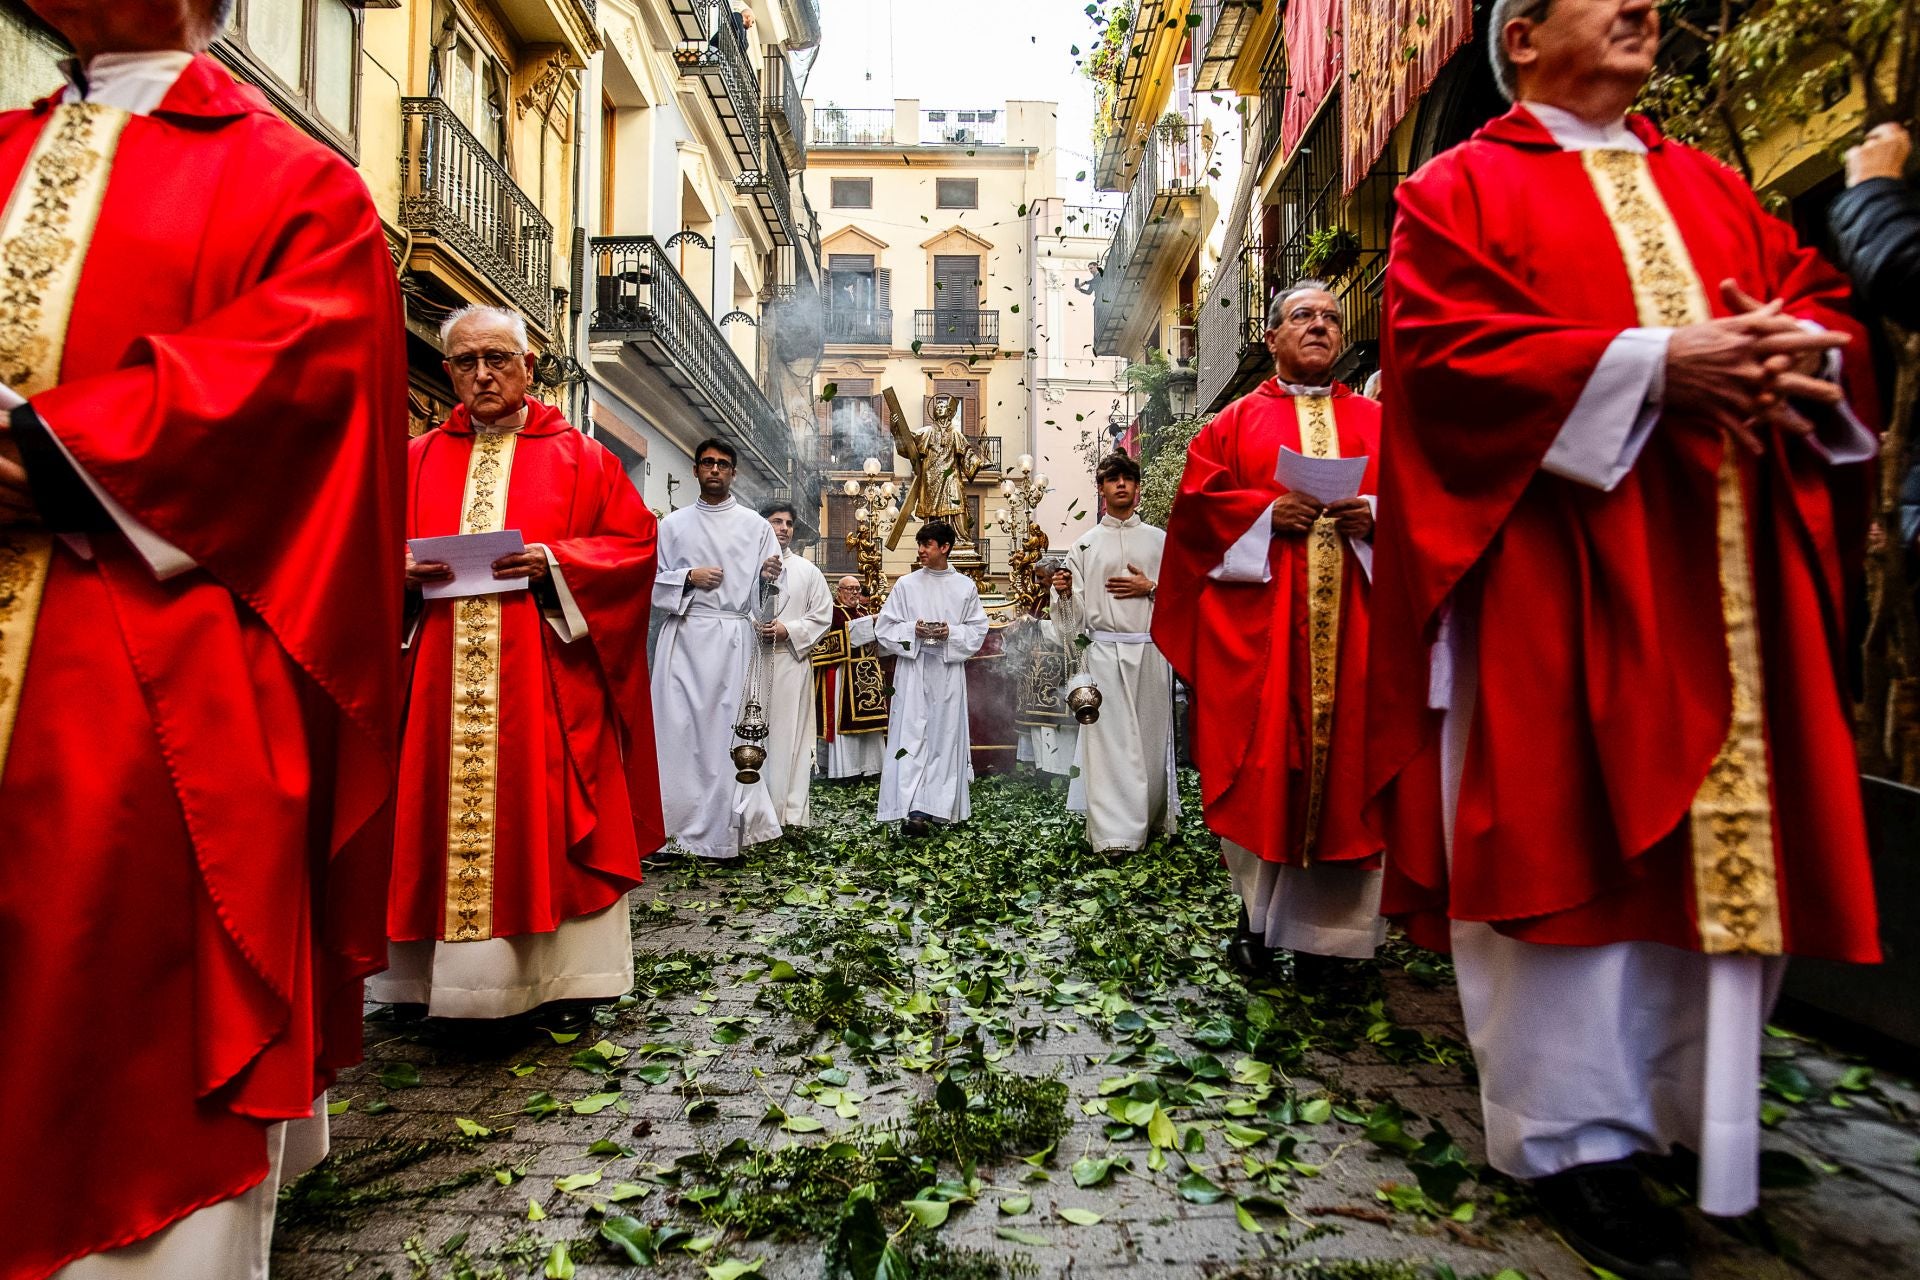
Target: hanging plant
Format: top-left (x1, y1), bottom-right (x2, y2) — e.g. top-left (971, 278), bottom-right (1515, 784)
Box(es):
top-left (1301, 225), bottom-right (1363, 282)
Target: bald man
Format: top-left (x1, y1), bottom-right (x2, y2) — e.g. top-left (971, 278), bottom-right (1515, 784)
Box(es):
top-left (816, 573), bottom-right (889, 781)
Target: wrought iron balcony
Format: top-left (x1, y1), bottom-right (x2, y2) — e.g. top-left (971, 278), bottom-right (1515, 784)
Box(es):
top-left (739, 128), bottom-right (797, 248)
top-left (915, 309), bottom-right (1000, 347)
top-left (812, 107), bottom-right (893, 146)
top-left (1193, 0), bottom-right (1261, 91)
top-left (1092, 123), bottom-right (1207, 356)
top-left (1197, 238), bottom-right (1271, 413)
top-left (825, 308), bottom-right (893, 345)
top-left (398, 97), bottom-right (553, 323)
top-left (971, 434), bottom-right (1003, 473)
top-left (764, 50), bottom-right (807, 165)
top-left (669, 0), bottom-right (763, 176)
top-left (920, 108), bottom-right (1003, 147)
top-left (587, 236), bottom-right (789, 478)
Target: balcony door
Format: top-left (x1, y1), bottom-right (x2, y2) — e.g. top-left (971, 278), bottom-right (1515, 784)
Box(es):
top-left (827, 254), bottom-right (890, 345)
top-left (932, 254), bottom-right (981, 343)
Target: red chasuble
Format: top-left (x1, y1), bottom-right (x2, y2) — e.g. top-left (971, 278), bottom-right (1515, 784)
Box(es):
top-left (389, 399), bottom-right (663, 944)
top-left (1366, 106), bottom-right (1879, 962)
top-left (0, 60), bottom-right (404, 1276)
top-left (1155, 381), bottom-right (1381, 866)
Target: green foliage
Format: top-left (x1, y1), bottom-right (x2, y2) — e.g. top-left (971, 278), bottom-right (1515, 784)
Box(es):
top-left (908, 1071), bottom-right (1072, 1165)
top-left (1084, 1), bottom-right (1136, 147)
top-left (1138, 412), bottom-right (1207, 528)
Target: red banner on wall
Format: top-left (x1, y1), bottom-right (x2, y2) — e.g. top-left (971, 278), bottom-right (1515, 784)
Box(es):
top-left (1341, 0), bottom-right (1473, 192)
top-left (1280, 0), bottom-right (1342, 166)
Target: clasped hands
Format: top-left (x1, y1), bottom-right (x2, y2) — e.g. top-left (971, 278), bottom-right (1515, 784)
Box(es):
top-left (685, 556), bottom-right (781, 593)
top-left (1270, 493), bottom-right (1372, 539)
top-left (1665, 280), bottom-right (1850, 455)
top-left (914, 619), bottom-right (950, 642)
top-left (405, 545), bottom-right (549, 588)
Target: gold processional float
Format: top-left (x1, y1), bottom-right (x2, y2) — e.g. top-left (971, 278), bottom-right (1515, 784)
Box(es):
top-left (727, 385), bottom-right (1101, 774)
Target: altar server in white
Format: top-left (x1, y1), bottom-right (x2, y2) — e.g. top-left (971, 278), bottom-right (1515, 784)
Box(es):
top-left (651, 438), bottom-right (783, 858)
top-left (758, 503), bottom-right (833, 826)
top-left (1049, 452), bottom-right (1178, 853)
top-left (877, 522), bottom-right (990, 833)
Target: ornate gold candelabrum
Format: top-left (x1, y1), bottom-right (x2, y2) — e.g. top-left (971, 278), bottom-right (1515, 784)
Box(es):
top-left (994, 454), bottom-right (1053, 616)
top-left (842, 457), bottom-right (899, 605)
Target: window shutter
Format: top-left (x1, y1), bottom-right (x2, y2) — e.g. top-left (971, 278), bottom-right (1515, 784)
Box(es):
top-left (875, 268), bottom-right (891, 311)
top-left (933, 255), bottom-right (979, 311)
top-left (828, 253), bottom-right (874, 271)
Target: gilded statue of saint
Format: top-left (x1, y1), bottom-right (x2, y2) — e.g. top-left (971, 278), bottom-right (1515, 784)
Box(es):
top-left (886, 390), bottom-right (983, 547)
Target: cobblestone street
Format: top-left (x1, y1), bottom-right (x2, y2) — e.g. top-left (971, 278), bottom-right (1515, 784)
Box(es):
top-left (272, 778), bottom-right (1920, 1280)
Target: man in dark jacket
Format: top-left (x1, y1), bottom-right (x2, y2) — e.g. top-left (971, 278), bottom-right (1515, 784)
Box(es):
top-left (1831, 123), bottom-right (1917, 328)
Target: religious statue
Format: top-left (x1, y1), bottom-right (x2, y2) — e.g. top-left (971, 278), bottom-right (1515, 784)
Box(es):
top-left (885, 389), bottom-right (984, 548)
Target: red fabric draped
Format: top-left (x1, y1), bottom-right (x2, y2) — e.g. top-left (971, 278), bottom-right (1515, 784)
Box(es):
top-left (1155, 381), bottom-right (1381, 866)
top-left (1366, 107), bottom-right (1879, 962)
top-left (0, 57), bottom-right (405, 1277)
top-left (389, 400), bottom-right (662, 942)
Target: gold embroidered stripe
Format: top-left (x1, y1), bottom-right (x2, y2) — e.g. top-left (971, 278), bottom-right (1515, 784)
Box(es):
top-left (1581, 148), bottom-right (1782, 955)
top-left (1295, 395), bottom-right (1343, 862)
top-left (0, 103), bottom-right (131, 783)
top-left (443, 430), bottom-right (518, 942)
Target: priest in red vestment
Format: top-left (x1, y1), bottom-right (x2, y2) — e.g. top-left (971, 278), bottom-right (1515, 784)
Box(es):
top-left (1367, 0), bottom-right (1879, 1272)
top-left (375, 305), bottom-right (662, 1030)
top-left (0, 6), bottom-right (405, 1276)
top-left (1155, 282), bottom-right (1383, 988)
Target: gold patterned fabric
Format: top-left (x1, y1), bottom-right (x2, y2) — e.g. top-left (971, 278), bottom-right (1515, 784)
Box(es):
top-left (0, 103), bottom-right (130, 783)
top-left (442, 429), bottom-right (519, 942)
top-left (1295, 395), bottom-right (1343, 862)
top-left (1582, 148), bottom-right (1783, 955)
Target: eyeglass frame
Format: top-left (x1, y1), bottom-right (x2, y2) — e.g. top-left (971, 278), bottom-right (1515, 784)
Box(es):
top-left (445, 348), bottom-right (530, 375)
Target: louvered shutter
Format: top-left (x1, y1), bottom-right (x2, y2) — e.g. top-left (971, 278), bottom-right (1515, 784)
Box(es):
top-left (933, 255), bottom-right (979, 312)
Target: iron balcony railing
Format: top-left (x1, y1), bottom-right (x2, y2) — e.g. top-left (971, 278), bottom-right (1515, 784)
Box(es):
top-left (972, 434), bottom-right (1003, 473)
top-left (1193, 0), bottom-right (1259, 91)
top-left (1094, 123), bottom-right (1204, 319)
top-left (587, 235), bottom-right (788, 475)
top-left (764, 50), bottom-right (807, 162)
top-left (1257, 41), bottom-right (1289, 172)
top-left (740, 127), bottom-right (797, 248)
top-left (915, 309), bottom-right (1001, 346)
top-left (672, 0), bottom-right (763, 174)
top-left (1197, 237), bottom-right (1268, 411)
top-left (812, 107), bottom-right (894, 146)
top-left (399, 97), bottom-right (553, 321)
top-left (921, 108), bottom-right (1003, 146)
top-left (1057, 204), bottom-right (1121, 238)
top-left (824, 308), bottom-right (892, 345)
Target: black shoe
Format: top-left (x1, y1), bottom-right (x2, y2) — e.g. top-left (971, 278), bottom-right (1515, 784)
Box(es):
top-left (901, 818), bottom-right (932, 837)
top-left (1292, 951), bottom-right (1373, 998)
top-left (1532, 1159), bottom-right (1691, 1280)
top-left (536, 1001), bottom-right (594, 1036)
top-left (1227, 905), bottom-right (1274, 978)
top-left (383, 1002), bottom-right (428, 1023)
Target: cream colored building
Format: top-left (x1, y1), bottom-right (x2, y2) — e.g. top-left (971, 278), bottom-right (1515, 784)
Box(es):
top-left (804, 98), bottom-right (1058, 584)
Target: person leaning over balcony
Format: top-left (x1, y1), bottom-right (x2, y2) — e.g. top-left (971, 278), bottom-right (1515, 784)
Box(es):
top-left (378, 305), bottom-right (663, 1032)
top-left (0, 1), bottom-right (405, 1273)
top-left (1367, 0), bottom-right (1880, 1274)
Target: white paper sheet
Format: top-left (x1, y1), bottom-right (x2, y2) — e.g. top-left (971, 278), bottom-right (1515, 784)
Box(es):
top-left (409, 529), bottom-right (529, 600)
top-left (1275, 448), bottom-right (1368, 504)
top-left (847, 614), bottom-right (877, 648)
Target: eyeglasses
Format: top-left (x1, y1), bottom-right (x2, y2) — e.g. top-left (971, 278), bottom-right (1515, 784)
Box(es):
top-left (695, 457), bottom-right (736, 471)
top-left (447, 349), bottom-right (524, 374)
top-left (1281, 307), bottom-right (1343, 329)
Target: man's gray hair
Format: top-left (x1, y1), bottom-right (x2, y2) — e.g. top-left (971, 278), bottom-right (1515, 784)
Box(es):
top-left (1488, 0), bottom-right (1553, 102)
top-left (1266, 278), bottom-right (1338, 331)
top-left (439, 304), bottom-right (530, 353)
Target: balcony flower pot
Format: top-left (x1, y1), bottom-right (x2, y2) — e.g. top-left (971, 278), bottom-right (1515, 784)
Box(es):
top-left (1301, 226), bottom-right (1362, 284)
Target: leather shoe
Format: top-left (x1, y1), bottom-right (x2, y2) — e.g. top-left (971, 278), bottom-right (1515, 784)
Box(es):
top-left (1227, 904), bottom-right (1274, 978)
top-left (1292, 951), bottom-right (1373, 999)
top-left (1532, 1159), bottom-right (1690, 1279)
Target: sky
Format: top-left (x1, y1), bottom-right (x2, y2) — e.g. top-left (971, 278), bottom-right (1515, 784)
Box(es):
top-left (801, 0), bottom-right (1114, 204)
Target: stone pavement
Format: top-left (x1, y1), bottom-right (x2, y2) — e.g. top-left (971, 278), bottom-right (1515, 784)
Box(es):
top-left (271, 777), bottom-right (1920, 1280)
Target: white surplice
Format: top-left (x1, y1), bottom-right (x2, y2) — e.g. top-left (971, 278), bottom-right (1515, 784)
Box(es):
top-left (651, 497), bottom-right (783, 857)
top-left (1432, 103), bottom-right (1876, 1216)
top-left (1051, 513), bottom-right (1178, 851)
top-left (764, 550), bottom-right (833, 826)
top-left (876, 568), bottom-right (989, 822)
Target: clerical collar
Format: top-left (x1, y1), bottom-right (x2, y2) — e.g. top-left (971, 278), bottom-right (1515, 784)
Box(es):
top-left (1521, 101), bottom-right (1645, 154)
top-left (1275, 379), bottom-right (1334, 398)
top-left (923, 566), bottom-right (953, 576)
top-left (1100, 512), bottom-right (1141, 529)
top-left (61, 50), bottom-right (194, 115)
top-left (697, 496), bottom-right (737, 513)
top-left (472, 403), bottom-right (528, 436)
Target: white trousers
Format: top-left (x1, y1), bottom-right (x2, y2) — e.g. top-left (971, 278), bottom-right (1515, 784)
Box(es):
top-left (826, 729), bottom-right (884, 779)
top-left (56, 1098), bottom-right (329, 1280)
top-left (1439, 607), bottom-right (1772, 1215)
top-left (369, 895), bottom-right (635, 1019)
top-left (1224, 841), bottom-right (1385, 959)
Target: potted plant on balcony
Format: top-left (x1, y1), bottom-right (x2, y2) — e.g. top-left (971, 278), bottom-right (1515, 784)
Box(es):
top-left (1301, 225), bottom-right (1362, 284)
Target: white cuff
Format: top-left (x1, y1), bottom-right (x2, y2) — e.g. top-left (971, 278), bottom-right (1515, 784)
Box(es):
top-left (1208, 510), bottom-right (1273, 582)
top-left (1540, 327), bottom-right (1669, 492)
top-left (538, 544), bottom-right (589, 643)
top-left (3, 385), bottom-right (199, 581)
top-left (1798, 336), bottom-right (1877, 465)
top-left (651, 568), bottom-right (693, 615)
top-left (1346, 494), bottom-right (1376, 582)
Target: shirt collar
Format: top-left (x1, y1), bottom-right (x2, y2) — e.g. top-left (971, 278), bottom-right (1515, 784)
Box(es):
top-left (697, 495), bottom-right (738, 513)
top-left (472, 402), bottom-right (528, 436)
top-left (1099, 512), bottom-right (1142, 529)
top-left (61, 50), bottom-right (195, 115)
top-left (1276, 379), bottom-right (1334, 398)
top-left (1520, 101), bottom-right (1646, 154)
